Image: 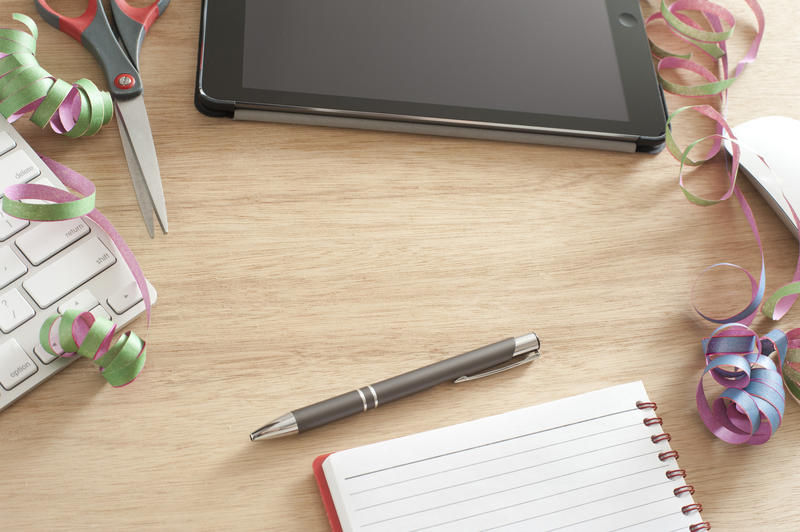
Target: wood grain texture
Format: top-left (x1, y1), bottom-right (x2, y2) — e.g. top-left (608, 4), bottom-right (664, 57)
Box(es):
top-left (1, 1), bottom-right (798, 530)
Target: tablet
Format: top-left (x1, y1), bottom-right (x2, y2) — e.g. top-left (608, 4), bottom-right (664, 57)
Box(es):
top-left (196, 0), bottom-right (667, 153)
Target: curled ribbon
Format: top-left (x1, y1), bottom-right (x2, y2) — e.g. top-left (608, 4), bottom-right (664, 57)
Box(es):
top-left (0, 13), bottom-right (112, 137)
top-left (647, 0), bottom-right (779, 327)
top-left (3, 156), bottom-right (150, 386)
top-left (697, 325), bottom-right (788, 444)
top-left (40, 310), bottom-right (146, 387)
top-left (645, 0), bottom-right (800, 439)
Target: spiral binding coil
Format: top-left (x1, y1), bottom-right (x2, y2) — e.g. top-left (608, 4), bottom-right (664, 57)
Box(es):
top-left (637, 401), bottom-right (709, 531)
top-left (659, 450), bottom-right (680, 461)
top-left (666, 469), bottom-right (687, 479)
top-left (651, 433), bottom-right (672, 443)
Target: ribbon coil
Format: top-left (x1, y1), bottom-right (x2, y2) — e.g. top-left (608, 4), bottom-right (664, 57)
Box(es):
top-left (0, 13), bottom-right (112, 136)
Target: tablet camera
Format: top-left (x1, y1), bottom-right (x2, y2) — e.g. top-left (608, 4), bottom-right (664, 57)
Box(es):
top-left (618, 12), bottom-right (638, 27)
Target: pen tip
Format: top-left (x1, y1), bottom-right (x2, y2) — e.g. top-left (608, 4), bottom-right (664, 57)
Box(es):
top-left (249, 413), bottom-right (299, 441)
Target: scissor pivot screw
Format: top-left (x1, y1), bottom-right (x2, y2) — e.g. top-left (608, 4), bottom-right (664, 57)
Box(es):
top-left (115, 73), bottom-right (136, 90)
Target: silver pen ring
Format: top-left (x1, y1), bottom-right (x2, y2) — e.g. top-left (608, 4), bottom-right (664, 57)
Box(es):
top-left (356, 388), bottom-right (368, 412)
top-left (367, 385), bottom-right (379, 408)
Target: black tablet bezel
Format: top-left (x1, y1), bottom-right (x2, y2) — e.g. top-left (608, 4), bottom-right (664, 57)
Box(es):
top-left (197, 0), bottom-right (666, 148)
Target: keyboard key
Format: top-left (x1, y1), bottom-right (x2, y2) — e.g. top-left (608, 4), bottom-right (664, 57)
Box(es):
top-left (34, 344), bottom-right (61, 364)
top-left (0, 247), bottom-right (27, 289)
top-left (30, 175), bottom-right (58, 188)
top-left (57, 289), bottom-right (99, 314)
top-left (23, 237), bottom-right (116, 309)
top-left (107, 281), bottom-right (144, 314)
top-left (0, 151), bottom-right (41, 194)
top-left (89, 305), bottom-right (112, 321)
top-left (16, 218), bottom-right (90, 266)
top-left (0, 339), bottom-right (37, 390)
top-left (0, 288), bottom-right (35, 333)
top-left (0, 131), bottom-right (16, 155)
top-left (0, 208), bottom-right (29, 241)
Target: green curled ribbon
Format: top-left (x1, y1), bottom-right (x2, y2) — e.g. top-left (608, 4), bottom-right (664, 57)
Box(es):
top-left (40, 310), bottom-right (146, 387)
top-left (0, 13), bottom-right (112, 137)
top-left (785, 350), bottom-right (800, 405)
top-left (1, 182), bottom-right (95, 220)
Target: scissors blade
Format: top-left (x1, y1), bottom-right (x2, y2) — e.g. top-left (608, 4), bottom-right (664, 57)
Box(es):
top-left (114, 96), bottom-right (168, 234)
top-left (117, 118), bottom-right (155, 238)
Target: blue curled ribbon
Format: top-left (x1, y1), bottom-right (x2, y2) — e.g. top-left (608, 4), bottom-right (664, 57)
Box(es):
top-left (697, 325), bottom-right (787, 445)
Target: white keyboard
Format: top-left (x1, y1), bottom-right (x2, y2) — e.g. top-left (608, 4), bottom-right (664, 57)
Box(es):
top-left (0, 118), bottom-right (156, 412)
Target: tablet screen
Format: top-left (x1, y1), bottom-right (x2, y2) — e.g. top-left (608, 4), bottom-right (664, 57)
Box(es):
top-left (241, 0), bottom-right (629, 121)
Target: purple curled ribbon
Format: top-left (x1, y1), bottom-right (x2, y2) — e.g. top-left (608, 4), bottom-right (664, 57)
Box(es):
top-left (697, 324), bottom-right (789, 444)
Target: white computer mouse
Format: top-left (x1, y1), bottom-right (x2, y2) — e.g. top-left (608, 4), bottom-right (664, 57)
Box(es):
top-left (724, 115), bottom-right (800, 239)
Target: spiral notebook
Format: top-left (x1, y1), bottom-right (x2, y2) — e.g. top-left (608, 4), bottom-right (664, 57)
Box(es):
top-left (313, 381), bottom-right (708, 532)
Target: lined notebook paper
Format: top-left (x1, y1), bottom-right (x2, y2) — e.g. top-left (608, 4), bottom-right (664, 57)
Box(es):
top-left (314, 381), bottom-right (705, 532)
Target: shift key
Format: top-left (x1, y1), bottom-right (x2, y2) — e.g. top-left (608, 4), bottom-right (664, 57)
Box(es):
top-left (23, 238), bottom-right (116, 309)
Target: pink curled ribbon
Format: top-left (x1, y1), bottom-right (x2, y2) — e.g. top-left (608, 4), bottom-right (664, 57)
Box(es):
top-left (0, 13), bottom-right (112, 137)
top-left (645, 1), bottom-right (800, 441)
top-left (40, 310), bottom-right (146, 387)
top-left (2, 156), bottom-right (150, 386)
top-left (647, 0), bottom-right (786, 326)
top-left (697, 325), bottom-right (794, 444)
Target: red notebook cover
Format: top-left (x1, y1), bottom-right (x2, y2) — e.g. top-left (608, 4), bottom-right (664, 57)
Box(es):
top-left (313, 453), bottom-right (343, 532)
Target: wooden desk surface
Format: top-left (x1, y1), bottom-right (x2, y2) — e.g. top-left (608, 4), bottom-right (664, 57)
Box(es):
top-left (1, 1), bottom-right (798, 530)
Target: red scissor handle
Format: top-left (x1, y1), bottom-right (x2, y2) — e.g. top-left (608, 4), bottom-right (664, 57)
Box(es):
top-left (110, 0), bottom-right (170, 68)
top-left (35, 0), bottom-right (145, 98)
top-left (35, 0), bottom-right (98, 43)
top-left (114, 0), bottom-right (170, 33)
top-left (34, 1), bottom-right (169, 94)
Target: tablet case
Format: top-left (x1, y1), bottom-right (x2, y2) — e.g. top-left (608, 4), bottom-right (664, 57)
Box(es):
top-left (233, 109), bottom-right (652, 153)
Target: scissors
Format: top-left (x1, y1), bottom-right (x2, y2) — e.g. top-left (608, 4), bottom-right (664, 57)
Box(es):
top-left (35, 0), bottom-right (169, 237)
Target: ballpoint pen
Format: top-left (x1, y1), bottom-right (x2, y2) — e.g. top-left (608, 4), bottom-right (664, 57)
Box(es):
top-left (250, 333), bottom-right (540, 441)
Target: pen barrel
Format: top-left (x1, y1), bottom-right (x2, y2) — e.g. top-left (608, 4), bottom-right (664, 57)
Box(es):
top-left (294, 390), bottom-right (370, 432)
top-left (372, 337), bottom-right (517, 404)
top-left (291, 337), bottom-right (518, 433)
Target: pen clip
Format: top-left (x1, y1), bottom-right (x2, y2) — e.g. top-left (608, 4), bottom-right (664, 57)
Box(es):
top-left (453, 350), bottom-right (540, 384)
